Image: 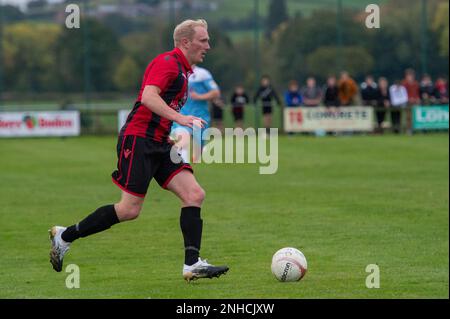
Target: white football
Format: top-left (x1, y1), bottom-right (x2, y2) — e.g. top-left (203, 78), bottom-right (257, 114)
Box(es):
top-left (271, 247), bottom-right (307, 282)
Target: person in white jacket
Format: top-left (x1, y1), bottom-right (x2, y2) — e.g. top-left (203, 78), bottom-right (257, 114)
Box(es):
top-left (389, 82), bottom-right (408, 133)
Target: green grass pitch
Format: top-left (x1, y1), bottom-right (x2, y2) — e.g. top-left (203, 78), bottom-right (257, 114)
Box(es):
top-left (0, 134), bottom-right (448, 298)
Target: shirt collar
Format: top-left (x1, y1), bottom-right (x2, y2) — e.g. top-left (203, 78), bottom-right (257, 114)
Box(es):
top-left (172, 47), bottom-right (193, 73)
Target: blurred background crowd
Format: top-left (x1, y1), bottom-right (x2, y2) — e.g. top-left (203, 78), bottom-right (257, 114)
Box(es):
top-left (0, 0), bottom-right (448, 134)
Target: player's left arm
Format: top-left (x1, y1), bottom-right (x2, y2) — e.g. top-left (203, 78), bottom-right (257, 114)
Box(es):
top-left (190, 89), bottom-right (220, 101)
top-left (190, 77), bottom-right (221, 101)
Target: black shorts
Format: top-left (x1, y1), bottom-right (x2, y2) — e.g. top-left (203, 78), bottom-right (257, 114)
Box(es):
top-left (111, 135), bottom-right (193, 197)
top-left (262, 106), bottom-right (272, 114)
top-left (212, 104), bottom-right (223, 120)
top-left (232, 107), bottom-right (244, 121)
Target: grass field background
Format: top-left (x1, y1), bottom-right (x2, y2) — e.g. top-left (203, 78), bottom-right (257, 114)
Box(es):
top-left (0, 133), bottom-right (448, 298)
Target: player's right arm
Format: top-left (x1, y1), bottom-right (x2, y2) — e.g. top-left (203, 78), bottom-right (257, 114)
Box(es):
top-left (141, 85), bottom-right (206, 128)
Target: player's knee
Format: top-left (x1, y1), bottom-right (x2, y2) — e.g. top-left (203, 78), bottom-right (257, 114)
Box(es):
top-left (185, 186), bottom-right (205, 206)
top-left (115, 202), bottom-right (142, 221)
top-left (125, 207), bottom-right (141, 221)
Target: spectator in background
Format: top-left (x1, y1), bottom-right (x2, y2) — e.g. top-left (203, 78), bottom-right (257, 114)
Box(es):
top-left (254, 75), bottom-right (282, 135)
top-left (419, 74), bottom-right (438, 105)
top-left (360, 75), bottom-right (379, 107)
top-left (389, 81), bottom-right (408, 134)
top-left (434, 77), bottom-right (449, 105)
top-left (230, 85), bottom-right (249, 129)
top-left (401, 69), bottom-right (420, 134)
top-left (284, 80), bottom-right (303, 107)
top-left (376, 77), bottom-right (390, 134)
top-left (402, 69), bottom-right (421, 105)
top-left (301, 77), bottom-right (322, 107)
top-left (323, 75), bottom-right (340, 107)
top-left (211, 95), bottom-right (225, 133)
top-left (338, 71), bottom-right (358, 106)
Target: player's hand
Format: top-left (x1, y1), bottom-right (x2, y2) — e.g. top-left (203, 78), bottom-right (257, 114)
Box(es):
top-left (190, 91), bottom-right (202, 100)
top-left (176, 115), bottom-right (207, 128)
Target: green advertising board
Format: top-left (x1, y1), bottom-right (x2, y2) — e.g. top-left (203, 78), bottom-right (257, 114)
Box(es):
top-left (413, 105), bottom-right (449, 130)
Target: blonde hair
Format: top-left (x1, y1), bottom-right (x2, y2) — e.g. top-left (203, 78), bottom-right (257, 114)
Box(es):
top-left (173, 19), bottom-right (208, 47)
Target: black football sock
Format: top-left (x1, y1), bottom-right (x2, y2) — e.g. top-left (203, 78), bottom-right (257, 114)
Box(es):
top-left (61, 205), bottom-right (120, 243)
top-left (180, 206), bottom-right (203, 266)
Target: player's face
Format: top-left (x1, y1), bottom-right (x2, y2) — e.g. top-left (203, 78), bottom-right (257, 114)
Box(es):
top-left (188, 27), bottom-right (210, 65)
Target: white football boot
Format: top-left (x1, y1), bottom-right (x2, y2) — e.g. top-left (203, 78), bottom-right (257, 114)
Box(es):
top-left (182, 258), bottom-right (229, 282)
top-left (49, 226), bottom-right (71, 272)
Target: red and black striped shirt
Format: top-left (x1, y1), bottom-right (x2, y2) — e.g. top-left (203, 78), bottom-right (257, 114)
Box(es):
top-left (120, 48), bottom-right (193, 143)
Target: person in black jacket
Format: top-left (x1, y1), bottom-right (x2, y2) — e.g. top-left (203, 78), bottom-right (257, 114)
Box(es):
top-left (231, 85), bottom-right (250, 129)
top-left (361, 75), bottom-right (380, 107)
top-left (419, 74), bottom-right (438, 105)
top-left (254, 75), bottom-right (281, 134)
top-left (323, 75), bottom-right (340, 107)
top-left (376, 77), bottom-right (390, 134)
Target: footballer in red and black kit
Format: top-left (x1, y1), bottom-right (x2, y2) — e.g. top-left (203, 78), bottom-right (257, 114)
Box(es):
top-left (112, 47), bottom-right (194, 197)
top-left (49, 20), bottom-right (229, 283)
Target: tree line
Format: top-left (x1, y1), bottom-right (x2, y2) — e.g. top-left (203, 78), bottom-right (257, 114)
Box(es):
top-left (0, 0), bottom-right (448, 100)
